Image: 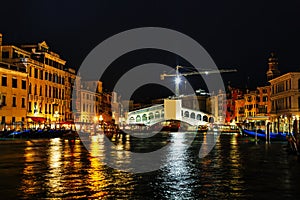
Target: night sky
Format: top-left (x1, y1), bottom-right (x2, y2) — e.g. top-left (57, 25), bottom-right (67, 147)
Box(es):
top-left (2, 0), bottom-right (300, 100)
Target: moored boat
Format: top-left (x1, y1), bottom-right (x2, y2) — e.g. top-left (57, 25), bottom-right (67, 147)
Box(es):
top-left (241, 129), bottom-right (288, 141)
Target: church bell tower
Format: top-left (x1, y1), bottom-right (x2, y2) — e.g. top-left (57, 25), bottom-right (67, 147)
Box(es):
top-left (266, 52), bottom-right (280, 81)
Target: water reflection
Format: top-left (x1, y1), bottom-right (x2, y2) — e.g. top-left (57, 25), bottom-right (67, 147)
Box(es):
top-left (46, 138), bottom-right (63, 195)
top-left (21, 140), bottom-right (44, 197)
top-left (88, 135), bottom-right (109, 198)
top-left (4, 133), bottom-right (299, 199)
top-left (159, 133), bottom-right (194, 199)
top-left (228, 135), bottom-right (245, 197)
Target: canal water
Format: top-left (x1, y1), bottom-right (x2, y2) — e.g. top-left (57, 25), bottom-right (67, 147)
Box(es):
top-left (1, 133), bottom-right (300, 199)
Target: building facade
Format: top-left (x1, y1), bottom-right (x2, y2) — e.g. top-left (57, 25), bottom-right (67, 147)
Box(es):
top-left (0, 61), bottom-right (27, 129)
top-left (0, 34), bottom-right (76, 128)
top-left (269, 72), bottom-right (300, 133)
top-left (206, 90), bottom-right (226, 124)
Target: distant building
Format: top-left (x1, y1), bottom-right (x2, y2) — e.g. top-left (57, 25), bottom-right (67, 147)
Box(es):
top-left (206, 90), bottom-right (226, 124)
top-left (234, 53), bottom-right (278, 124)
top-left (181, 95), bottom-right (208, 113)
top-left (243, 90), bottom-right (258, 118)
top-left (225, 87), bottom-right (244, 123)
top-left (73, 80), bottom-right (102, 123)
top-left (235, 97), bottom-right (245, 123)
top-left (257, 85), bottom-right (271, 116)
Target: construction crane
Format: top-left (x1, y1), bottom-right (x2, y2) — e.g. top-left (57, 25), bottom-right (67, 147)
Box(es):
top-left (160, 65), bottom-right (237, 97)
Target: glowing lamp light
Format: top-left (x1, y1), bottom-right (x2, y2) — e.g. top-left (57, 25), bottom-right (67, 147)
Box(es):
top-left (175, 77), bottom-right (181, 84)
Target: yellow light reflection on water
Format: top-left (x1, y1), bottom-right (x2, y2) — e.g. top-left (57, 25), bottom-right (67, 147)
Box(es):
top-left (46, 138), bottom-right (63, 193)
top-left (22, 142), bottom-right (40, 195)
top-left (87, 134), bottom-right (135, 198)
top-left (228, 135), bottom-right (245, 195)
top-left (87, 135), bottom-right (109, 198)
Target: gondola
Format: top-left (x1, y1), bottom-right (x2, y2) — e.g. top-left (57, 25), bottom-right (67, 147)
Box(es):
top-left (242, 129), bottom-right (288, 141)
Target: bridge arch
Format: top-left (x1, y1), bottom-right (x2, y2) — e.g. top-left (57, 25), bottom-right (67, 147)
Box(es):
top-left (190, 112), bottom-right (195, 119)
top-left (142, 114), bottom-right (147, 121)
top-left (149, 112), bottom-right (154, 120)
top-left (184, 111), bottom-right (189, 117)
top-left (136, 115), bottom-right (141, 122)
top-left (129, 116), bottom-right (135, 122)
top-left (155, 111), bottom-right (160, 119)
top-left (197, 114), bottom-right (201, 120)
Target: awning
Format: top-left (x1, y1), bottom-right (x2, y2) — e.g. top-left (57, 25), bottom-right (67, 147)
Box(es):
top-left (246, 116), bottom-right (270, 121)
top-left (58, 121), bottom-right (74, 125)
top-left (27, 116), bottom-right (47, 123)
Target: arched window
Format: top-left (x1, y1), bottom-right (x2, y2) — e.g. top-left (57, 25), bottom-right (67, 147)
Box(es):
top-left (129, 117), bottom-right (135, 122)
top-left (161, 110), bottom-right (164, 118)
top-left (136, 115), bottom-right (141, 122)
top-left (142, 114), bottom-right (147, 121)
top-left (149, 112), bottom-right (154, 120)
top-left (190, 112), bottom-right (195, 119)
top-left (203, 115), bottom-right (208, 122)
top-left (155, 111), bottom-right (160, 119)
top-left (209, 117), bottom-right (214, 123)
top-left (184, 111), bottom-right (189, 117)
top-left (197, 114), bottom-right (201, 120)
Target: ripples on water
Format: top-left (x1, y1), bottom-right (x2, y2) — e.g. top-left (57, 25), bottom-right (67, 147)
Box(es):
top-left (1, 133), bottom-right (300, 199)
